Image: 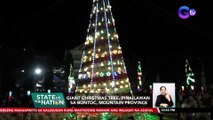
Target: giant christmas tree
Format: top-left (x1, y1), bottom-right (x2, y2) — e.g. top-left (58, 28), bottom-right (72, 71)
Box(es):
top-left (76, 0), bottom-right (132, 94)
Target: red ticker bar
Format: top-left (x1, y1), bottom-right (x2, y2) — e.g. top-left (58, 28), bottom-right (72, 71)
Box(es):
top-left (0, 108), bottom-right (159, 113)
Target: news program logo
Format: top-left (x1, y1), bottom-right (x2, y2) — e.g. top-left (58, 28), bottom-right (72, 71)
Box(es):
top-left (178, 6), bottom-right (196, 19)
top-left (31, 93), bottom-right (66, 108)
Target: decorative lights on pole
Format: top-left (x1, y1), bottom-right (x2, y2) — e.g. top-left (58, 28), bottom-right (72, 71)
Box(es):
top-left (185, 59), bottom-right (195, 86)
top-left (137, 61), bottom-right (142, 92)
top-left (68, 64), bottom-right (76, 94)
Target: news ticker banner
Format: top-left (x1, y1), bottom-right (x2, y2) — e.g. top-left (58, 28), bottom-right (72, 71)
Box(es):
top-left (31, 93), bottom-right (151, 107)
top-left (29, 93), bottom-right (178, 113)
top-left (0, 108), bottom-right (211, 113)
top-left (0, 108), bottom-right (159, 113)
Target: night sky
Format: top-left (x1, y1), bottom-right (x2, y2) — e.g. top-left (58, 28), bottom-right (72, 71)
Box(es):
top-left (1, 0), bottom-right (213, 85)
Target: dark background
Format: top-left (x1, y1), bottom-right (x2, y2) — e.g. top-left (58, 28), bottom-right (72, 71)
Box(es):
top-left (0, 0), bottom-right (213, 90)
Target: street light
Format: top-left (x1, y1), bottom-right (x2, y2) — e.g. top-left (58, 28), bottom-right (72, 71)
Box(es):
top-left (35, 68), bottom-right (42, 75)
top-left (34, 68), bottom-right (43, 92)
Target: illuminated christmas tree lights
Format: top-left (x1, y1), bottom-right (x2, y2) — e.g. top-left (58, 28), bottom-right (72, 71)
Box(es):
top-left (76, 0), bottom-right (132, 94)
